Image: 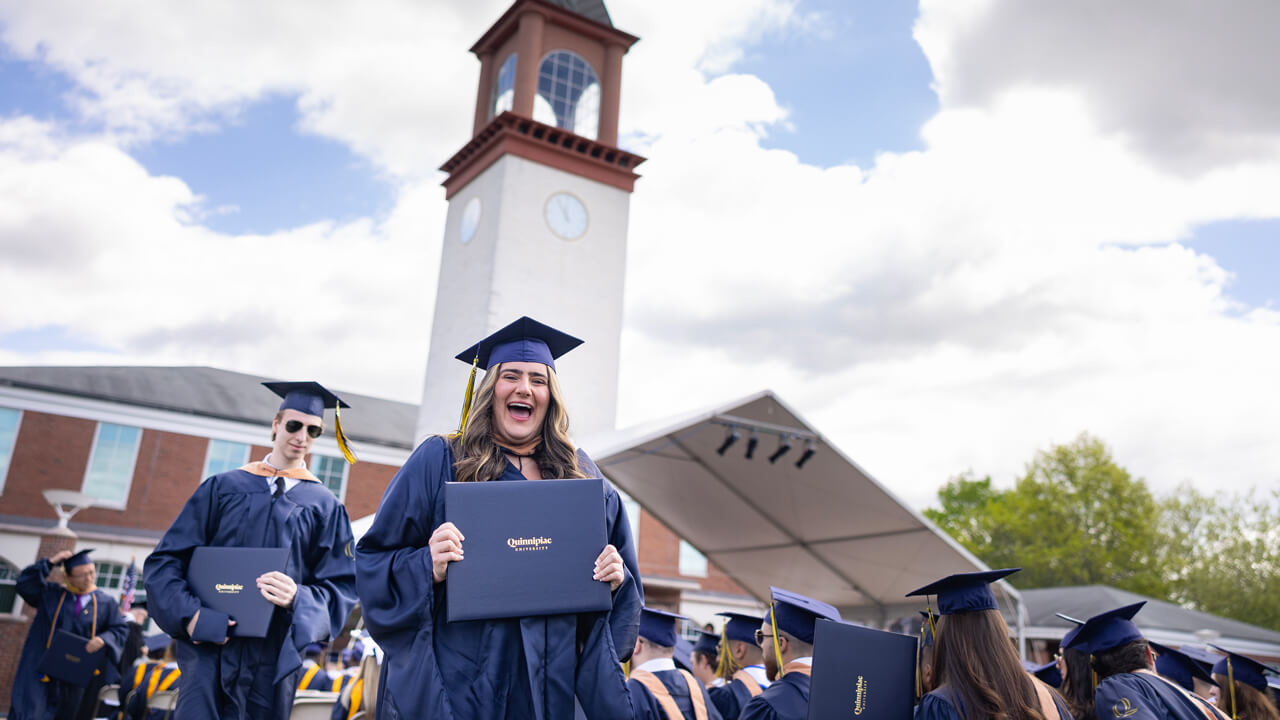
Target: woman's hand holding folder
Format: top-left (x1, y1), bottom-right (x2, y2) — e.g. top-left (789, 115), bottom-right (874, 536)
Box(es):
top-left (430, 522), bottom-right (466, 583)
top-left (593, 544), bottom-right (624, 592)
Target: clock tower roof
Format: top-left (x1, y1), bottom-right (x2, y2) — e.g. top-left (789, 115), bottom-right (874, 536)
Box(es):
top-left (542, 0), bottom-right (612, 27)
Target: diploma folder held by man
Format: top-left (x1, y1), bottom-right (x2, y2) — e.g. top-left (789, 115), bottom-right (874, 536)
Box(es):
top-left (36, 629), bottom-right (102, 686)
top-left (187, 546), bottom-right (289, 638)
top-left (445, 477), bottom-right (611, 622)
top-left (808, 618), bottom-right (918, 720)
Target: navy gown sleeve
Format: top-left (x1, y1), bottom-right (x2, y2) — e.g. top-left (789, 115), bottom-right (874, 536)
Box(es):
top-left (1094, 675), bottom-right (1164, 720)
top-left (914, 691), bottom-right (961, 720)
top-left (16, 558), bottom-right (55, 607)
top-left (92, 593), bottom-right (130, 677)
top-left (588, 449), bottom-right (642, 663)
top-left (290, 495), bottom-right (358, 651)
top-left (143, 479), bottom-right (217, 639)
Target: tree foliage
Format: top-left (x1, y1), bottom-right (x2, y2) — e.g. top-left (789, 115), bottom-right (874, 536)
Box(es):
top-left (925, 433), bottom-right (1280, 630)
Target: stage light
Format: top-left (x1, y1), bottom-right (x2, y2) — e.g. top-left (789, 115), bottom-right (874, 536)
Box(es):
top-left (716, 427), bottom-right (740, 456)
top-left (795, 439), bottom-right (817, 469)
top-left (745, 431), bottom-right (759, 459)
top-left (768, 436), bottom-right (792, 464)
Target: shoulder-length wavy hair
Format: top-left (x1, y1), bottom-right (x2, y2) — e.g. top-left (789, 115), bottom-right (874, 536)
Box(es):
top-left (1058, 647), bottom-right (1096, 720)
top-left (1215, 677), bottom-right (1280, 720)
top-left (933, 610), bottom-right (1053, 720)
top-left (449, 363), bottom-right (585, 483)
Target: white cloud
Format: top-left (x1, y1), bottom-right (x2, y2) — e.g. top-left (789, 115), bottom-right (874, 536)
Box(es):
top-left (1, 0), bottom-right (1278, 513)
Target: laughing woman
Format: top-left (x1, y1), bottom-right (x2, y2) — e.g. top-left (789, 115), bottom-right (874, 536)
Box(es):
top-left (354, 317), bottom-right (642, 720)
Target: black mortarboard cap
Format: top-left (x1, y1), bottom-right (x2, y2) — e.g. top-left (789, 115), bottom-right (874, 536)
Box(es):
top-left (1210, 645), bottom-right (1277, 692)
top-left (905, 568), bottom-right (1020, 615)
top-left (64, 549), bottom-right (94, 569)
top-left (454, 316), bottom-right (583, 372)
top-left (639, 607), bottom-right (686, 647)
top-left (262, 380), bottom-right (357, 463)
top-left (716, 612), bottom-right (764, 645)
top-left (693, 630), bottom-right (720, 656)
top-left (1061, 602), bottom-right (1145, 654)
top-left (765, 587), bottom-right (841, 644)
top-left (1150, 641), bottom-right (1217, 691)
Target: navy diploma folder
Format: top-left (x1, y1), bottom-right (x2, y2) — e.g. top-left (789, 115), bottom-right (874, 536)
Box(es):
top-left (808, 618), bottom-right (918, 720)
top-left (445, 478), bottom-right (611, 622)
top-left (36, 629), bottom-right (102, 686)
top-left (187, 546), bottom-right (289, 638)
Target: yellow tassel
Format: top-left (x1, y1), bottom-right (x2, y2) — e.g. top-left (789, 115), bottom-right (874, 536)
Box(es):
top-left (335, 405), bottom-right (358, 464)
top-left (770, 603), bottom-right (785, 679)
top-left (454, 355), bottom-right (480, 436)
top-left (718, 625), bottom-right (734, 681)
top-left (1227, 658), bottom-right (1237, 720)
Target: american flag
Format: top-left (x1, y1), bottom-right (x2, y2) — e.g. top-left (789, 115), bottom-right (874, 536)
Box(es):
top-left (120, 555), bottom-right (137, 612)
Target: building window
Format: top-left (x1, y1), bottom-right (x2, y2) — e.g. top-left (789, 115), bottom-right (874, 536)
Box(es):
top-left (313, 455), bottom-right (347, 502)
top-left (616, 486), bottom-right (641, 550)
top-left (679, 540), bottom-right (707, 578)
top-left (0, 559), bottom-right (17, 614)
top-left (491, 53), bottom-right (516, 118)
top-left (82, 423), bottom-right (142, 508)
top-left (0, 407), bottom-right (20, 495)
top-left (536, 50), bottom-right (600, 140)
top-left (203, 439), bottom-right (249, 479)
top-left (94, 561), bottom-right (127, 591)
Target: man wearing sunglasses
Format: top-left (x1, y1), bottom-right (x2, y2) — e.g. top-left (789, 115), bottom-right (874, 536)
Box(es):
top-left (144, 381), bottom-right (358, 720)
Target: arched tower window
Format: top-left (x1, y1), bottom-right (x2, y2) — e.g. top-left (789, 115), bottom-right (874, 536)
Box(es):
top-left (491, 53), bottom-right (517, 118)
top-left (0, 558), bottom-right (19, 613)
top-left (535, 50), bottom-right (600, 140)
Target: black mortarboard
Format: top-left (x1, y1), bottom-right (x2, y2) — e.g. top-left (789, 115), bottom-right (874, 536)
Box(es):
top-left (716, 612), bottom-right (764, 645)
top-left (1055, 612), bottom-right (1085, 649)
top-left (452, 316), bottom-right (584, 433)
top-left (1061, 602), bottom-right (1145, 655)
top-left (1210, 645), bottom-right (1277, 692)
top-left (764, 587), bottom-right (841, 645)
top-left (64, 549), bottom-right (94, 569)
top-left (639, 607), bottom-right (685, 647)
top-left (1150, 641), bottom-right (1217, 691)
top-left (1176, 645), bottom-right (1222, 675)
top-left (262, 380), bottom-right (357, 463)
top-left (693, 630), bottom-right (720, 656)
top-left (905, 568), bottom-right (1019, 615)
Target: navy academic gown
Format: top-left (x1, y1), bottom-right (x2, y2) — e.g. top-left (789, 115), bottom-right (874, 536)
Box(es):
top-left (708, 674), bottom-right (764, 720)
top-left (739, 670), bottom-right (810, 720)
top-left (628, 666), bottom-right (724, 720)
top-left (1094, 671), bottom-right (1226, 720)
top-left (9, 559), bottom-right (129, 720)
top-left (143, 466), bottom-right (357, 720)
top-left (355, 436), bottom-right (642, 720)
top-left (916, 681), bottom-right (1073, 720)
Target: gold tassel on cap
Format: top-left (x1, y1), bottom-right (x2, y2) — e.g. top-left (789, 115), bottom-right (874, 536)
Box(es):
top-left (454, 355), bottom-right (480, 436)
top-left (335, 405), bottom-right (358, 464)
top-left (770, 604), bottom-right (786, 678)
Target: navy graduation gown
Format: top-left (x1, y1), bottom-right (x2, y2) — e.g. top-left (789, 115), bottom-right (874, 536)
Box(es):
top-left (916, 681), bottom-right (1073, 720)
top-left (1094, 671), bottom-right (1226, 720)
top-left (628, 668), bottom-right (724, 720)
top-left (9, 559), bottom-right (129, 720)
top-left (709, 677), bottom-right (759, 719)
top-left (143, 467), bottom-right (357, 720)
top-left (354, 436), bottom-right (642, 720)
top-left (739, 671), bottom-right (810, 720)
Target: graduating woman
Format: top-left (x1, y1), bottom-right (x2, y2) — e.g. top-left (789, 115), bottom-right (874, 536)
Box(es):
top-left (1210, 649), bottom-right (1280, 720)
top-left (355, 317), bottom-right (642, 720)
top-left (908, 569), bottom-right (1072, 720)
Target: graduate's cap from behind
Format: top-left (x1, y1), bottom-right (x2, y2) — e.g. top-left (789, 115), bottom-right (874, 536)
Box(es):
top-left (1055, 612), bottom-right (1086, 649)
top-left (262, 380), bottom-right (357, 464)
top-left (1061, 602), bottom-right (1145, 655)
top-left (1031, 660), bottom-right (1063, 688)
top-left (1149, 641), bottom-right (1217, 691)
top-left (692, 630), bottom-right (720, 656)
top-left (765, 586), bottom-right (841, 645)
top-left (452, 316), bottom-right (584, 433)
top-left (143, 633), bottom-right (171, 655)
top-left (64, 549), bottom-right (95, 569)
top-left (1210, 645), bottom-right (1278, 692)
top-left (639, 607), bottom-right (686, 647)
top-left (673, 637), bottom-right (693, 672)
top-left (904, 568), bottom-right (1020, 615)
top-left (1176, 645), bottom-right (1223, 673)
top-left (716, 612), bottom-right (764, 645)
top-left (919, 609), bottom-right (940, 647)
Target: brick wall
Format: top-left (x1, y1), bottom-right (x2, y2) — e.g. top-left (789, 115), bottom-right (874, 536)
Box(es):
top-left (0, 411), bottom-right (96, 524)
top-left (635, 509), bottom-right (747, 596)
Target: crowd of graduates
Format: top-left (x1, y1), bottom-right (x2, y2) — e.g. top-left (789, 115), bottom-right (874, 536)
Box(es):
top-left (7, 317), bottom-right (1280, 720)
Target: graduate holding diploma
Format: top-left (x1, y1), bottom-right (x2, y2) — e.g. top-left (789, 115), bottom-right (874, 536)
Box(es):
top-left (355, 316), bottom-right (642, 720)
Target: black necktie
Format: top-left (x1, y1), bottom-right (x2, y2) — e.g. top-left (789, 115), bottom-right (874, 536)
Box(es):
top-left (273, 477), bottom-right (285, 498)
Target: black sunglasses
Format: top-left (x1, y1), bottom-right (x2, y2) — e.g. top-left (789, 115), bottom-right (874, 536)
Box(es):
top-left (284, 419), bottom-right (323, 438)
top-left (754, 629), bottom-right (775, 647)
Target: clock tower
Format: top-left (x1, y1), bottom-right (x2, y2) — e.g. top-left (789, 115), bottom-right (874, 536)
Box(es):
top-left (416, 0), bottom-right (643, 441)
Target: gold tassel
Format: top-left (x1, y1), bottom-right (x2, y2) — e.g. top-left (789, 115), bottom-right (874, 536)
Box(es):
top-left (335, 405), bottom-right (358, 464)
top-left (718, 625), bottom-right (734, 681)
top-left (454, 355), bottom-right (480, 436)
top-left (770, 604), bottom-right (786, 678)
top-left (1227, 658), bottom-right (1237, 720)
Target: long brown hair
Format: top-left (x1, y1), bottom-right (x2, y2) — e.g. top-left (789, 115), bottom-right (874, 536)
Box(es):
top-left (1059, 647), bottom-right (1096, 720)
top-left (1214, 677), bottom-right (1280, 720)
top-left (933, 610), bottom-right (1051, 720)
top-left (449, 363), bottom-right (585, 482)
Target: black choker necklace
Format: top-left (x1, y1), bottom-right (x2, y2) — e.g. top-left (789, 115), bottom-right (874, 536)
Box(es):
top-left (500, 447), bottom-right (537, 458)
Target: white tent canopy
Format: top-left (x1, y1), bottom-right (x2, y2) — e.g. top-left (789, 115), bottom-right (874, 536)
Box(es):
top-left (581, 390), bottom-right (1025, 640)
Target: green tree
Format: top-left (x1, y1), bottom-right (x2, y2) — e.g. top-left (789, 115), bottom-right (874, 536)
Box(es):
top-left (926, 433), bottom-right (1171, 597)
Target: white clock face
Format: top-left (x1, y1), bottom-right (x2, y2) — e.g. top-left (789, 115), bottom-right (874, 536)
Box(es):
top-left (459, 197), bottom-right (481, 244)
top-left (544, 192), bottom-right (588, 241)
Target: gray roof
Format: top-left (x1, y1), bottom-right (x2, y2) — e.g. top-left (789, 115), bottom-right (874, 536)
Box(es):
top-left (544, 0), bottom-right (612, 27)
top-left (0, 366), bottom-right (418, 449)
top-left (1021, 585), bottom-right (1280, 644)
